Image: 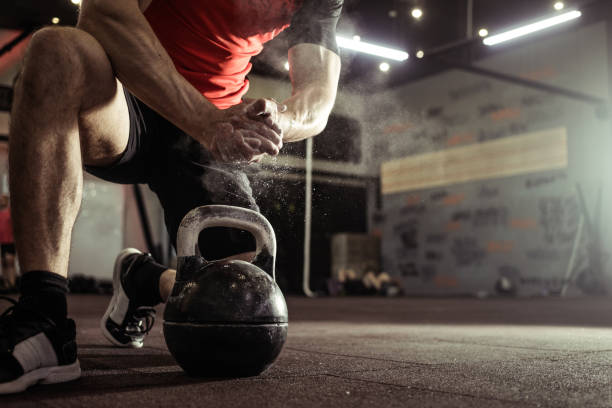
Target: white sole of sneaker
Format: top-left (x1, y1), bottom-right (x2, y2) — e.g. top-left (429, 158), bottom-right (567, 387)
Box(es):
top-left (100, 248), bottom-right (144, 349)
top-left (0, 360), bottom-right (81, 394)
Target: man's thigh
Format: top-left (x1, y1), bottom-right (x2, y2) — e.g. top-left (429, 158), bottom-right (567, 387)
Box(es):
top-left (79, 79), bottom-right (130, 168)
top-left (82, 84), bottom-right (260, 254)
top-left (84, 87), bottom-right (158, 185)
top-left (31, 27), bottom-right (131, 168)
top-left (13, 27), bottom-right (129, 168)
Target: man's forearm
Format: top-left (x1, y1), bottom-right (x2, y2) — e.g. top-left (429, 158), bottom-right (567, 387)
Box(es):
top-left (277, 44), bottom-right (341, 143)
top-left (78, 0), bottom-right (214, 139)
top-left (279, 85), bottom-right (337, 143)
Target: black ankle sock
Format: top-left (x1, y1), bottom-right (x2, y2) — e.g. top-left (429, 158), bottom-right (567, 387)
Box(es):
top-left (124, 256), bottom-right (166, 307)
top-left (19, 271), bottom-right (68, 324)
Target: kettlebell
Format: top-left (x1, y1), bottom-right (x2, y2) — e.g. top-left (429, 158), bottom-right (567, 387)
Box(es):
top-left (163, 205), bottom-right (288, 377)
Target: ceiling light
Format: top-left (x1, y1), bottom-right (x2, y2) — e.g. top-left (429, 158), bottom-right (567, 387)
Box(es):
top-left (478, 28), bottom-right (489, 37)
top-left (416, 50), bottom-right (425, 59)
top-left (484, 10), bottom-right (581, 46)
top-left (411, 8), bottom-right (423, 20)
top-left (336, 35), bottom-right (409, 61)
top-left (284, 61), bottom-right (290, 71)
top-left (352, 35), bottom-right (361, 42)
top-left (379, 62), bottom-right (390, 72)
top-left (554, 1), bottom-right (565, 10)
top-left (71, 0), bottom-right (81, 4)
top-left (388, 10), bottom-right (398, 18)
top-left (51, 17), bottom-right (60, 24)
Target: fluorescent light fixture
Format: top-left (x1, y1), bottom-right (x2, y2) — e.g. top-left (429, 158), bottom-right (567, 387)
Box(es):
top-left (484, 10), bottom-right (582, 46)
top-left (336, 35), bottom-right (409, 61)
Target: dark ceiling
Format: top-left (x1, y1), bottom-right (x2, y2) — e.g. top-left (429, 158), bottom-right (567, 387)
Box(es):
top-left (1, 0), bottom-right (610, 88)
top-left (261, 0), bottom-right (611, 88)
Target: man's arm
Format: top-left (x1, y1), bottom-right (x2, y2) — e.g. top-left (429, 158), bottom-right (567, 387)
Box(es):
top-left (280, 43), bottom-right (341, 142)
top-left (78, 0), bottom-right (213, 140)
top-left (78, 0), bottom-right (281, 160)
top-left (248, 0), bottom-right (343, 143)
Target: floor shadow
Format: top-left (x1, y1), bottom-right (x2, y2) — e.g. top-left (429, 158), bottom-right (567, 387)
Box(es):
top-left (77, 344), bottom-right (121, 349)
top-left (0, 370), bottom-right (237, 403)
top-left (79, 353), bottom-right (178, 370)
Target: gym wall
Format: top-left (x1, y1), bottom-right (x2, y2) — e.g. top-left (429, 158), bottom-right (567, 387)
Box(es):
top-left (365, 21), bottom-right (612, 296)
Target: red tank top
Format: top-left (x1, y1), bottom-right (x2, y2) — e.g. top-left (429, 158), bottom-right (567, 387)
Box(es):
top-left (145, 1), bottom-right (300, 109)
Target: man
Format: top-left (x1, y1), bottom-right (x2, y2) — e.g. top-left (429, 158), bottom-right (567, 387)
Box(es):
top-left (0, 0), bottom-right (342, 394)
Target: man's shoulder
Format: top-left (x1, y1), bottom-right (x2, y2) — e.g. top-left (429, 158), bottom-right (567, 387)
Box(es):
top-left (286, 0), bottom-right (342, 52)
top-left (296, 0), bottom-right (343, 17)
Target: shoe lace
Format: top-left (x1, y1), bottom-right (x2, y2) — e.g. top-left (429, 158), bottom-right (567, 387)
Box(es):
top-left (0, 296), bottom-right (55, 352)
top-left (125, 306), bottom-right (156, 340)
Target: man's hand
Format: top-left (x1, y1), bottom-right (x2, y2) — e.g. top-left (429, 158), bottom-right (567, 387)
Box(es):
top-left (244, 98), bottom-right (288, 139)
top-left (249, 44), bottom-right (340, 143)
top-left (195, 100), bottom-right (284, 163)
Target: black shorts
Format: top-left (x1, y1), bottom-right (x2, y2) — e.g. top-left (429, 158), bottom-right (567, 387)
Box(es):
top-left (85, 87), bottom-right (257, 258)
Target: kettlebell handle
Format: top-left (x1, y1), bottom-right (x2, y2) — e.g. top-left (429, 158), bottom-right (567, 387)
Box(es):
top-left (177, 205), bottom-right (276, 280)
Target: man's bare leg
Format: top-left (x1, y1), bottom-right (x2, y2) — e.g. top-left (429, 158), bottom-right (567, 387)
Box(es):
top-left (9, 27), bottom-right (130, 277)
top-left (1, 26), bottom-right (132, 394)
top-left (159, 269), bottom-right (176, 302)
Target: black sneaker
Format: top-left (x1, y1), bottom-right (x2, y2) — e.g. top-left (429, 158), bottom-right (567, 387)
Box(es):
top-left (0, 296), bottom-right (80, 394)
top-left (100, 249), bottom-right (156, 348)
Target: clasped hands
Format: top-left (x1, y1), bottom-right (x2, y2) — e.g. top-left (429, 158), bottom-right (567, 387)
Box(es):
top-left (199, 98), bottom-right (286, 163)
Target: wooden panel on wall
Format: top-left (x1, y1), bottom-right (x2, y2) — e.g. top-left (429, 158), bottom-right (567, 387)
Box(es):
top-left (381, 127), bottom-right (568, 195)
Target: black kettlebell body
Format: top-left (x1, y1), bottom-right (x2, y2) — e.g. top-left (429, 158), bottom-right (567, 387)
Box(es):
top-left (163, 205), bottom-right (288, 377)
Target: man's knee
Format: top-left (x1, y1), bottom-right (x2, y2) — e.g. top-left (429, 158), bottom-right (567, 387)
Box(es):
top-left (20, 27), bottom-right (110, 99)
top-left (23, 28), bottom-right (87, 86)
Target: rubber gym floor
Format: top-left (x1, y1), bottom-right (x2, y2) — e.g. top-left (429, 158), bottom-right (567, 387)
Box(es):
top-left (2, 295), bottom-right (612, 407)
